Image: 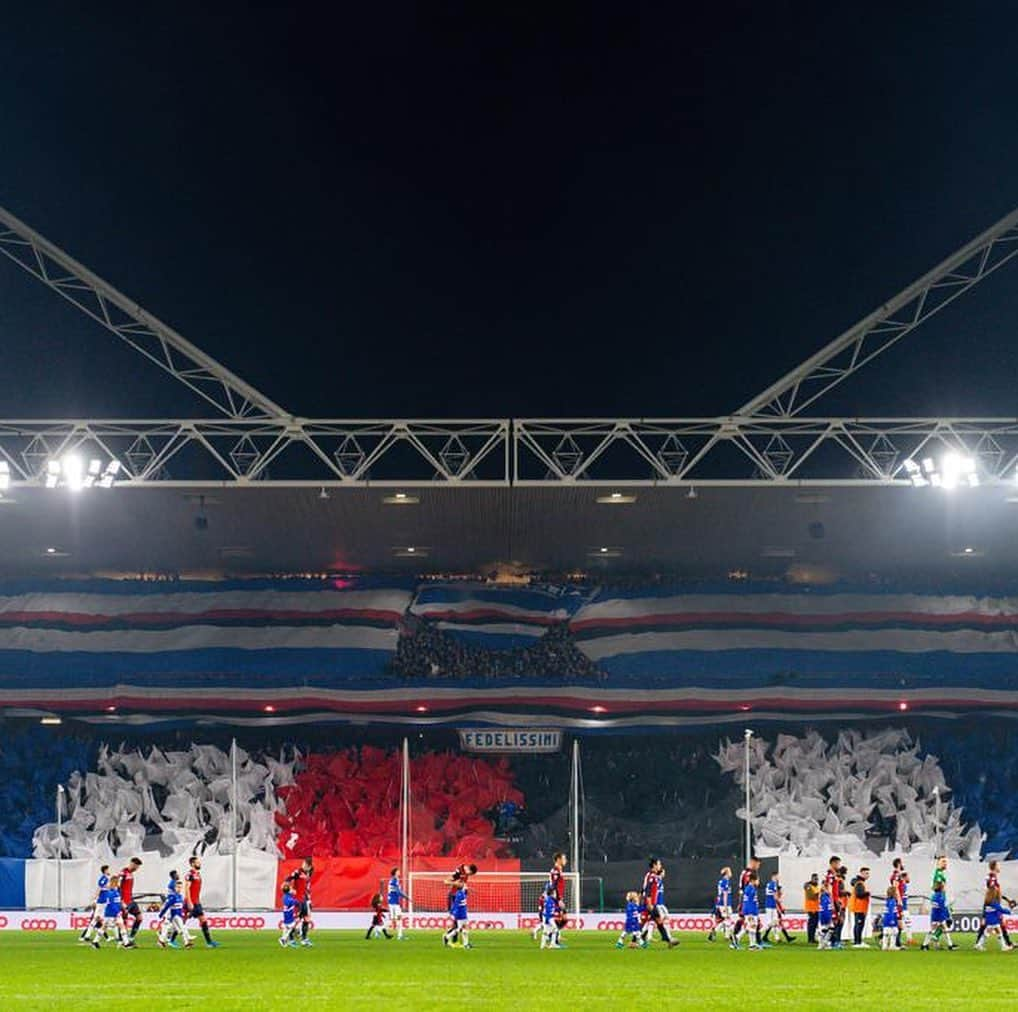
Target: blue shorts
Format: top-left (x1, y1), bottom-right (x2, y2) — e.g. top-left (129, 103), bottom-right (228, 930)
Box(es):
top-left (985, 909), bottom-right (1002, 927)
top-left (931, 908), bottom-right (948, 924)
top-left (882, 916), bottom-right (898, 929)
top-left (742, 904), bottom-right (758, 917)
top-left (818, 912), bottom-right (832, 926)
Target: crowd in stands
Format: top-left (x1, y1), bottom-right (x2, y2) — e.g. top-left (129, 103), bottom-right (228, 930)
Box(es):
top-left (511, 736), bottom-right (742, 862)
top-left (388, 616), bottom-right (603, 680)
top-left (0, 725), bottom-right (94, 857)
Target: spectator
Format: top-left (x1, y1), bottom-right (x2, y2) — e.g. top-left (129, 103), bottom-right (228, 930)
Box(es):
top-left (388, 618), bottom-right (602, 681)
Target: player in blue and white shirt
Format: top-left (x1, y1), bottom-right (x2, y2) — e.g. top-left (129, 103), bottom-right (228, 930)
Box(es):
top-left (761, 872), bottom-right (795, 944)
top-left (538, 885), bottom-right (564, 949)
top-left (921, 881), bottom-right (956, 950)
top-left (707, 866), bottom-right (732, 942)
top-left (91, 875), bottom-right (127, 948)
top-left (157, 873), bottom-right (193, 949)
top-left (817, 884), bottom-right (834, 949)
top-left (79, 864), bottom-right (111, 944)
top-left (731, 871), bottom-right (761, 950)
top-left (880, 887), bottom-right (900, 950)
top-left (386, 867), bottom-right (409, 941)
top-left (442, 886), bottom-right (472, 949)
top-left (616, 891), bottom-right (647, 949)
top-left (279, 883), bottom-right (300, 948)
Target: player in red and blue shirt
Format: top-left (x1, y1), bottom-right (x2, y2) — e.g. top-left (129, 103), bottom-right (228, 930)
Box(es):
top-left (184, 856), bottom-right (219, 948)
top-left (533, 851), bottom-right (566, 940)
top-left (287, 857), bottom-right (315, 947)
top-left (119, 857), bottom-right (143, 944)
top-left (641, 858), bottom-right (679, 948)
top-left (732, 857), bottom-right (762, 947)
top-left (974, 860), bottom-right (1014, 949)
top-left (366, 891), bottom-right (392, 941)
top-left (446, 862), bottom-right (477, 908)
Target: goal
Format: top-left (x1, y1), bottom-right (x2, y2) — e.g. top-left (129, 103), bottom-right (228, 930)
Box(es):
top-left (407, 871), bottom-right (580, 919)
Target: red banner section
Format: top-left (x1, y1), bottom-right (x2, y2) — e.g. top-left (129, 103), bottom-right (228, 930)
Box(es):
top-left (274, 856), bottom-right (521, 910)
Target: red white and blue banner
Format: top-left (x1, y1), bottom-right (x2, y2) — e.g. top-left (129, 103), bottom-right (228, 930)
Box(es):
top-left (572, 586), bottom-right (1018, 685)
top-left (0, 579), bottom-right (410, 692)
top-left (3, 580), bottom-right (1018, 720)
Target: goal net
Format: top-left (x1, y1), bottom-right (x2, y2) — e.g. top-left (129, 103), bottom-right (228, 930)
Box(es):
top-left (407, 871), bottom-right (580, 920)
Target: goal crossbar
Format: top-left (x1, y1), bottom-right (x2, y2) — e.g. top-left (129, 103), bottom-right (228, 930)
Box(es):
top-left (407, 871), bottom-right (580, 920)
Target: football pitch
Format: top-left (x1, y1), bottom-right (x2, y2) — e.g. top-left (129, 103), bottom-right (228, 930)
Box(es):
top-left (0, 930), bottom-right (1012, 1010)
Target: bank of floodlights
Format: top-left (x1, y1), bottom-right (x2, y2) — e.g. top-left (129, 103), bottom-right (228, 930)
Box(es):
top-left (44, 453), bottom-right (122, 491)
top-left (903, 451), bottom-right (979, 489)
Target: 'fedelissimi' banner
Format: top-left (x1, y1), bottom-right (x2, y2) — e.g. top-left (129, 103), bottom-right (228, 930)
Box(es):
top-left (458, 729), bottom-right (562, 753)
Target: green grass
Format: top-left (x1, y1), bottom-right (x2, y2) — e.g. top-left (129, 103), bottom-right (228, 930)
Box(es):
top-left (0, 930), bottom-right (1012, 1010)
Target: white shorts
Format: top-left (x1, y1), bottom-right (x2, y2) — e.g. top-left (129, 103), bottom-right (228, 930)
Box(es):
top-left (388, 904), bottom-right (402, 919)
top-left (763, 908), bottom-right (779, 928)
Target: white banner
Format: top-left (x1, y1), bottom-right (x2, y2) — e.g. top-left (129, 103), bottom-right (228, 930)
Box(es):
top-left (26, 850), bottom-right (277, 911)
top-left (458, 728), bottom-right (562, 753)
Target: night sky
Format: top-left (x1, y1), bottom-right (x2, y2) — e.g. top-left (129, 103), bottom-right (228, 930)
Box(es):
top-left (2, 3), bottom-right (1017, 421)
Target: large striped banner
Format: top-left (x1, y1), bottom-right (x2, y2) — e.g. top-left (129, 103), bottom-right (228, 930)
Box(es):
top-left (0, 579), bottom-right (411, 693)
top-left (3, 580), bottom-right (1018, 720)
top-left (566, 585), bottom-right (1018, 714)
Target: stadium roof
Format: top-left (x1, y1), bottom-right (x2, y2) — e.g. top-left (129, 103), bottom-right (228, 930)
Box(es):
top-left (2, 202), bottom-right (1018, 581)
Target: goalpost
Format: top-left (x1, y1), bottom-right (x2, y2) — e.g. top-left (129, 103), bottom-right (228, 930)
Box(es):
top-left (407, 871), bottom-right (581, 922)
top-left (399, 737), bottom-right (584, 923)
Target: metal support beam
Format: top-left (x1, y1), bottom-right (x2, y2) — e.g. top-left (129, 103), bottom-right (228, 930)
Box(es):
top-left (737, 207), bottom-right (1018, 417)
top-left (0, 204), bottom-right (291, 420)
top-left (0, 418), bottom-right (512, 485)
top-left (2, 416), bottom-right (1018, 486)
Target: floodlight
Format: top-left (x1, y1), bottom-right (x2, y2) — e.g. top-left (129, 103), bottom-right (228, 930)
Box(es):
top-left (62, 454), bottom-right (84, 491)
